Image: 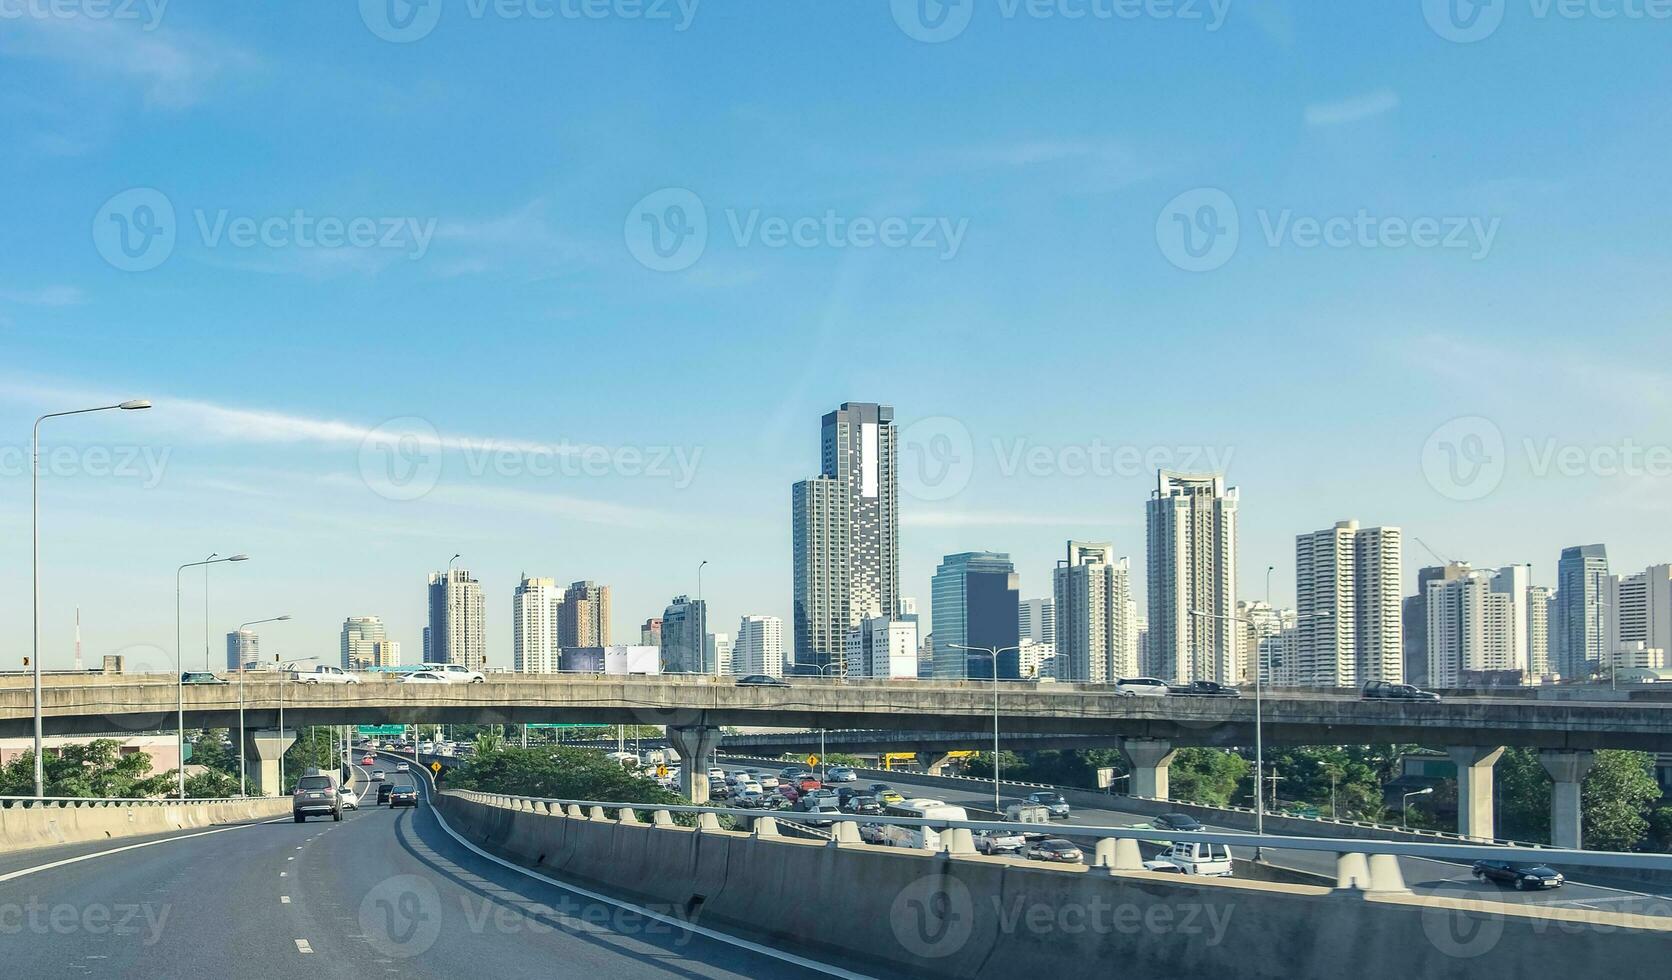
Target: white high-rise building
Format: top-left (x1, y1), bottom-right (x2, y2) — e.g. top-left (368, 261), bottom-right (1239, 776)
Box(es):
top-left (427, 569), bottom-right (486, 672)
top-left (1145, 472), bottom-right (1239, 683)
top-left (1609, 565), bottom-right (1672, 663)
top-left (512, 576), bottom-right (563, 674)
top-left (733, 615), bottom-right (786, 678)
top-left (706, 632), bottom-right (733, 676)
top-left (1528, 585), bottom-right (1553, 679)
top-left (1293, 521), bottom-right (1404, 688)
top-left (844, 615), bottom-right (919, 678)
top-left (1018, 597), bottom-right (1055, 646)
top-left (1052, 541), bottom-right (1135, 683)
top-left (1018, 639), bottom-right (1055, 679)
top-left (340, 617), bottom-right (387, 671)
top-left (370, 639), bottom-right (401, 668)
top-left (1427, 566), bottom-right (1530, 686)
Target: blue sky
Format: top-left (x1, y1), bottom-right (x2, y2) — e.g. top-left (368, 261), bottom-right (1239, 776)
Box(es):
top-left (2, 1), bottom-right (1670, 669)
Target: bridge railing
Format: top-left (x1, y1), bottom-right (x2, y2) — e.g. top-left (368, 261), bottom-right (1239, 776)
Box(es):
top-left (0, 794), bottom-right (263, 808)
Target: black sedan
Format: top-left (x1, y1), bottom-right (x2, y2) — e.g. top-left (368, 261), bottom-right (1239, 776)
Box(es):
top-left (1153, 813), bottom-right (1204, 833)
top-left (1473, 860), bottom-right (1564, 889)
top-left (1171, 680), bottom-right (1240, 698)
top-left (737, 675), bottom-right (790, 687)
top-left (376, 783), bottom-right (393, 805)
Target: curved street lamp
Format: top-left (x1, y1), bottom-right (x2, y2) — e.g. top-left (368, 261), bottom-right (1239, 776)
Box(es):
top-left (236, 615), bottom-right (291, 795)
top-left (950, 643), bottom-right (1020, 814)
top-left (176, 554), bottom-right (249, 799)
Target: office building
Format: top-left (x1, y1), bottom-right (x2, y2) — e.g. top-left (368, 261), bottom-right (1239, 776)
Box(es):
top-left (931, 551), bottom-right (1020, 680)
top-left (1404, 563), bottom-right (1472, 687)
top-left (1018, 639), bottom-right (1055, 679)
top-left (1145, 471), bottom-right (1239, 683)
top-left (559, 581), bottom-right (611, 648)
top-left (370, 639), bottom-right (401, 668)
top-left (1051, 541), bottom-right (1135, 683)
top-left (1426, 566), bottom-right (1531, 687)
top-left (427, 568), bottom-right (486, 671)
top-left (1018, 597), bottom-right (1055, 646)
top-left (640, 618), bottom-right (662, 647)
top-left (1609, 564), bottom-right (1672, 665)
top-left (226, 629), bottom-right (259, 671)
top-left (340, 616), bottom-right (387, 671)
top-left (733, 615), bottom-right (786, 678)
top-left (1527, 585), bottom-right (1553, 679)
top-left (792, 402), bottom-right (898, 673)
top-left (1555, 544), bottom-right (1609, 678)
top-left (661, 595), bottom-right (708, 674)
top-left (844, 615), bottom-right (919, 679)
top-left (1293, 521), bottom-right (1403, 688)
top-left (512, 576), bottom-right (563, 674)
top-left (706, 632), bottom-right (733, 676)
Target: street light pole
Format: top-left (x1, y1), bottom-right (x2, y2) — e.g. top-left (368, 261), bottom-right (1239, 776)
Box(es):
top-left (697, 560), bottom-right (711, 676)
top-left (1403, 787), bottom-right (1434, 828)
top-left (176, 554), bottom-right (248, 799)
top-left (30, 398), bottom-right (151, 797)
top-left (236, 615), bottom-right (290, 796)
top-left (951, 644), bottom-right (1019, 815)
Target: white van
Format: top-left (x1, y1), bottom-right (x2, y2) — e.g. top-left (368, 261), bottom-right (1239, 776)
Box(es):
top-left (1144, 841), bottom-right (1234, 877)
top-left (880, 799), bottom-right (969, 850)
top-left (1114, 677), bottom-right (1170, 698)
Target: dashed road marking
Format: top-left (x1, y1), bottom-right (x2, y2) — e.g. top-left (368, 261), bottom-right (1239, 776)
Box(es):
top-left (280, 896), bottom-right (291, 904)
top-left (294, 939), bottom-right (313, 954)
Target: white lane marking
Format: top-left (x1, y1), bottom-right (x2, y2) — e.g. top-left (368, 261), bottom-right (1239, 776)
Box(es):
top-left (280, 872), bottom-right (287, 877)
top-left (280, 896), bottom-right (291, 904)
top-left (287, 857), bottom-right (294, 861)
top-left (294, 939), bottom-right (313, 954)
top-left (391, 754), bottom-right (873, 980)
top-left (0, 817), bottom-right (289, 885)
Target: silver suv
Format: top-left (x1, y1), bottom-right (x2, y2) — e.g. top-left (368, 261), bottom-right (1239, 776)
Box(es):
top-left (292, 774), bottom-right (342, 822)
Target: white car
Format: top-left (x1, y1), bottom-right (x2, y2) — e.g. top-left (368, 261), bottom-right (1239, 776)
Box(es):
top-left (338, 785), bottom-right (359, 810)
top-left (399, 671), bottom-right (448, 684)
top-left (298, 665), bottom-right (361, 684)
top-left (418, 663), bottom-right (486, 683)
top-left (1113, 677), bottom-right (1170, 697)
top-left (397, 762), bottom-right (410, 772)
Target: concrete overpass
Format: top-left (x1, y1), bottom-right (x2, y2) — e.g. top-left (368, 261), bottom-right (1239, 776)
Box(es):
top-left (5, 673), bottom-right (1670, 846)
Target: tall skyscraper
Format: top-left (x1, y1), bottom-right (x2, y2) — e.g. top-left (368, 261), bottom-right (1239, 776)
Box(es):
top-left (1608, 564), bottom-right (1672, 664)
top-left (661, 595), bottom-right (708, 674)
top-left (1018, 597), bottom-right (1056, 645)
top-left (1426, 566), bottom-right (1530, 686)
top-left (1555, 544), bottom-right (1609, 678)
top-left (1293, 521), bottom-right (1403, 688)
top-left (733, 615), bottom-right (786, 677)
top-left (559, 581), bottom-right (611, 647)
top-left (1051, 541), bottom-right (1135, 683)
top-left (1404, 563), bottom-right (1472, 687)
top-left (226, 629), bottom-right (259, 671)
top-left (931, 552), bottom-right (1020, 680)
top-left (792, 402), bottom-right (898, 673)
top-left (1527, 585), bottom-right (1553, 679)
top-left (845, 615), bottom-right (919, 678)
top-left (640, 618), bottom-right (663, 647)
top-left (512, 577), bottom-right (563, 674)
top-left (705, 632), bottom-right (733, 675)
top-left (371, 640), bottom-right (401, 668)
top-left (1145, 471), bottom-right (1239, 683)
top-left (427, 568), bottom-right (486, 671)
top-left (340, 616), bottom-right (387, 671)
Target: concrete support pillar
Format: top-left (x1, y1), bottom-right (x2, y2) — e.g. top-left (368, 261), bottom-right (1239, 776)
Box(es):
top-left (1094, 838), bottom-right (1144, 872)
top-left (922, 752), bottom-right (956, 776)
top-left (1539, 750), bottom-right (1595, 850)
top-left (752, 817), bottom-right (781, 839)
top-left (1335, 852), bottom-right (1370, 891)
top-left (1367, 854), bottom-right (1410, 895)
top-left (941, 827), bottom-right (976, 856)
top-left (666, 725), bottom-right (723, 804)
top-left (829, 821), bottom-right (862, 847)
top-left (243, 729), bottom-right (297, 797)
top-left (1447, 746), bottom-right (1505, 841)
top-left (1119, 738), bottom-right (1177, 800)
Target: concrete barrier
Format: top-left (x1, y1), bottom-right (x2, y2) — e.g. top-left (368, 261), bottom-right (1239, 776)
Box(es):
top-left (0, 797), bottom-right (290, 855)
top-left (436, 791), bottom-right (1672, 980)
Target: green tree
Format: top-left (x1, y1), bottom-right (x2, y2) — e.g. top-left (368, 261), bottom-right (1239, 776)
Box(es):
top-left (184, 769), bottom-right (240, 799)
top-left (1169, 748), bottom-right (1249, 807)
top-left (281, 728), bottom-right (341, 793)
top-left (0, 740), bottom-right (176, 799)
top-left (188, 729), bottom-right (239, 777)
top-left (449, 746), bottom-right (688, 810)
top-left (1583, 751), bottom-right (1661, 851)
top-left (1645, 807), bottom-right (1672, 852)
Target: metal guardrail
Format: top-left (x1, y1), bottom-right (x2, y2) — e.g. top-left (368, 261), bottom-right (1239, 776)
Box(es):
top-left (0, 795), bottom-right (258, 808)
top-left (445, 789), bottom-right (1672, 872)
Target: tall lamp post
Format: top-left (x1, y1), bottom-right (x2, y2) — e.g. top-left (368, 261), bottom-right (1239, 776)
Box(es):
top-left (1402, 787), bottom-right (1434, 828)
top-left (177, 554), bottom-right (248, 799)
top-left (950, 643), bottom-right (1019, 814)
top-left (236, 615), bottom-right (291, 796)
top-left (30, 398), bottom-right (151, 798)
top-left (697, 560), bottom-right (711, 676)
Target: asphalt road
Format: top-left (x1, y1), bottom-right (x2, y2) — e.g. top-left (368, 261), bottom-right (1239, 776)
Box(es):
top-left (0, 764), bottom-right (840, 980)
top-left (725, 761), bottom-right (1672, 917)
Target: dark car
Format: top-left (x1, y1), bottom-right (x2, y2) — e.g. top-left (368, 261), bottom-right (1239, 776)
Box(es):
top-left (1153, 813), bottom-right (1204, 833)
top-left (737, 674), bottom-right (790, 687)
top-left (1171, 680), bottom-right (1241, 698)
top-left (181, 671), bottom-right (228, 685)
top-left (1363, 681), bottom-right (1441, 702)
top-left (377, 782), bottom-right (394, 805)
top-left (842, 795), bottom-right (883, 815)
top-left (1025, 791), bottom-right (1071, 819)
top-left (292, 774), bottom-right (341, 822)
top-left (1025, 838), bottom-right (1084, 863)
top-left (1473, 860), bottom-right (1564, 890)
top-left (388, 785), bottom-right (419, 808)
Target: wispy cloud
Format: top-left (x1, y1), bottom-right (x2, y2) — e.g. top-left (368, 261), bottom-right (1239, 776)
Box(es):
top-left (0, 285), bottom-right (86, 307)
top-left (1305, 89), bottom-right (1400, 128)
top-left (0, 16), bottom-right (259, 110)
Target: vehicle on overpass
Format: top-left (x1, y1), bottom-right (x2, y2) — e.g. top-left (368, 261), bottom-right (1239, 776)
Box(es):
top-left (1171, 680), bottom-right (1241, 698)
top-left (737, 674), bottom-right (790, 687)
top-left (180, 671), bottom-right (227, 685)
top-left (826, 766), bottom-right (858, 782)
top-left (370, 769), bottom-right (386, 781)
top-left (974, 828), bottom-right (1027, 855)
top-left (1138, 813), bottom-right (1204, 845)
top-left (1473, 860), bottom-right (1565, 889)
top-left (1113, 677), bottom-right (1170, 697)
top-left (1363, 680), bottom-right (1441, 702)
top-left (388, 784), bottom-right (418, 808)
top-left (1004, 801), bottom-right (1051, 823)
top-left (296, 665), bottom-right (360, 684)
top-left (1024, 791), bottom-right (1071, 819)
top-left (1023, 838), bottom-right (1083, 863)
top-left (418, 662), bottom-right (486, 683)
top-left (292, 772), bottom-right (342, 822)
top-left (400, 671), bottom-right (448, 684)
top-left (1145, 841), bottom-right (1233, 877)
top-left (878, 799), bottom-right (968, 850)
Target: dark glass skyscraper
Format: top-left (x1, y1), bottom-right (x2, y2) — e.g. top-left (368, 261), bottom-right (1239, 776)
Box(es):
top-left (931, 552), bottom-right (1021, 680)
top-left (1556, 544), bottom-right (1609, 678)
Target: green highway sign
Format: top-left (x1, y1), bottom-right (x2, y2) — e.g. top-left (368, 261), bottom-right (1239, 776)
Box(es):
top-left (356, 725), bottom-right (406, 735)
